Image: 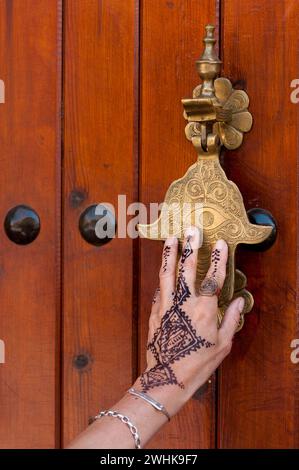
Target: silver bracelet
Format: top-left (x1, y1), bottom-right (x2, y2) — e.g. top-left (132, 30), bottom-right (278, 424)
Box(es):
top-left (128, 388), bottom-right (171, 422)
top-left (94, 410), bottom-right (141, 449)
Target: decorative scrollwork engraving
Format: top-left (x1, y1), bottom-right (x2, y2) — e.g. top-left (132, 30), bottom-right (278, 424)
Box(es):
top-left (138, 24), bottom-right (272, 330)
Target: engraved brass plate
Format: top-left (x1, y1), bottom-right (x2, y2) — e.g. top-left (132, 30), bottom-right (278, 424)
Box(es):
top-left (138, 25), bottom-right (272, 330)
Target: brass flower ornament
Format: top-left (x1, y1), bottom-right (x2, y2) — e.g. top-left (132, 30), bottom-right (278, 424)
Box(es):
top-left (183, 25), bottom-right (252, 151)
top-left (138, 24), bottom-right (273, 331)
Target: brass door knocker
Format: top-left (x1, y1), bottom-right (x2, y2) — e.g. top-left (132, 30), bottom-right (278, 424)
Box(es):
top-left (138, 25), bottom-right (276, 330)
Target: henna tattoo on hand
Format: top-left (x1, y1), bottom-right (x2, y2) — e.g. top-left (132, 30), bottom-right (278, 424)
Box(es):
top-left (162, 245), bottom-right (171, 272)
top-left (198, 247), bottom-right (221, 296)
top-left (180, 236), bottom-right (192, 265)
top-left (174, 236), bottom-right (192, 305)
top-left (140, 363), bottom-right (179, 390)
top-left (211, 248), bottom-right (220, 277)
top-left (141, 239), bottom-right (215, 392)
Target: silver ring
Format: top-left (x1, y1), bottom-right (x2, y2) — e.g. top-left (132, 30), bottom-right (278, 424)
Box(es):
top-left (199, 277), bottom-right (220, 297)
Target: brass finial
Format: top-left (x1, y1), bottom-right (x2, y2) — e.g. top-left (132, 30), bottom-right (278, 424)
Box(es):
top-left (199, 24), bottom-right (221, 63)
top-left (182, 23), bottom-right (252, 152)
top-left (196, 24), bottom-right (221, 97)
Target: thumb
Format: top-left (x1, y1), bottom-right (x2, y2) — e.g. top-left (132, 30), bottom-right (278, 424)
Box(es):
top-left (218, 297), bottom-right (244, 344)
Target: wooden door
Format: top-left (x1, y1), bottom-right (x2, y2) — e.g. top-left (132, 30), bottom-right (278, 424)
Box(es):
top-left (0, 0), bottom-right (298, 449)
top-left (0, 0), bottom-right (62, 448)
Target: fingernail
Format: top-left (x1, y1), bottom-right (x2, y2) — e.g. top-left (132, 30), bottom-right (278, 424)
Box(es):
top-left (184, 226), bottom-right (198, 239)
top-left (237, 297), bottom-right (245, 312)
top-left (215, 239), bottom-right (226, 250)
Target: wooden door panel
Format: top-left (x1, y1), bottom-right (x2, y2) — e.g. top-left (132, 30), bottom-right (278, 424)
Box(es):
top-left (218, 0), bottom-right (299, 448)
top-left (0, 0), bottom-right (62, 448)
top-left (139, 0), bottom-right (219, 449)
top-left (63, 0), bottom-right (137, 446)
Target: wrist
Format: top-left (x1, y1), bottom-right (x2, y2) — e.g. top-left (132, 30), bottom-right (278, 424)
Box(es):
top-left (132, 375), bottom-right (190, 418)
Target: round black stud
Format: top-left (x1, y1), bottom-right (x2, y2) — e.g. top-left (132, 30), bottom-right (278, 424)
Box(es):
top-left (246, 208), bottom-right (277, 251)
top-left (4, 205), bottom-right (40, 245)
top-left (79, 204), bottom-right (117, 246)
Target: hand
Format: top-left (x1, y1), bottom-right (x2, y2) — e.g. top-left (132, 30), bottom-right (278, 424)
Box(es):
top-left (133, 226), bottom-right (244, 417)
top-left (68, 226), bottom-right (245, 449)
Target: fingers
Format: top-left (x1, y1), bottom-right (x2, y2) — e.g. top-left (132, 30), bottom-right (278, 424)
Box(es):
top-left (159, 237), bottom-right (178, 307)
top-left (218, 297), bottom-right (244, 346)
top-left (198, 239), bottom-right (228, 304)
top-left (177, 226), bottom-right (201, 295)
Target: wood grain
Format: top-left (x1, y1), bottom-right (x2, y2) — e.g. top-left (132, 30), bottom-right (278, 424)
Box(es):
top-left (139, 0), bottom-right (219, 448)
top-left (218, 0), bottom-right (299, 448)
top-left (63, 0), bottom-right (137, 446)
top-left (0, 0), bottom-right (62, 448)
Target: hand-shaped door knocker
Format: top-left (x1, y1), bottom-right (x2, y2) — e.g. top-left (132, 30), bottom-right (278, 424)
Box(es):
top-left (138, 25), bottom-right (276, 330)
